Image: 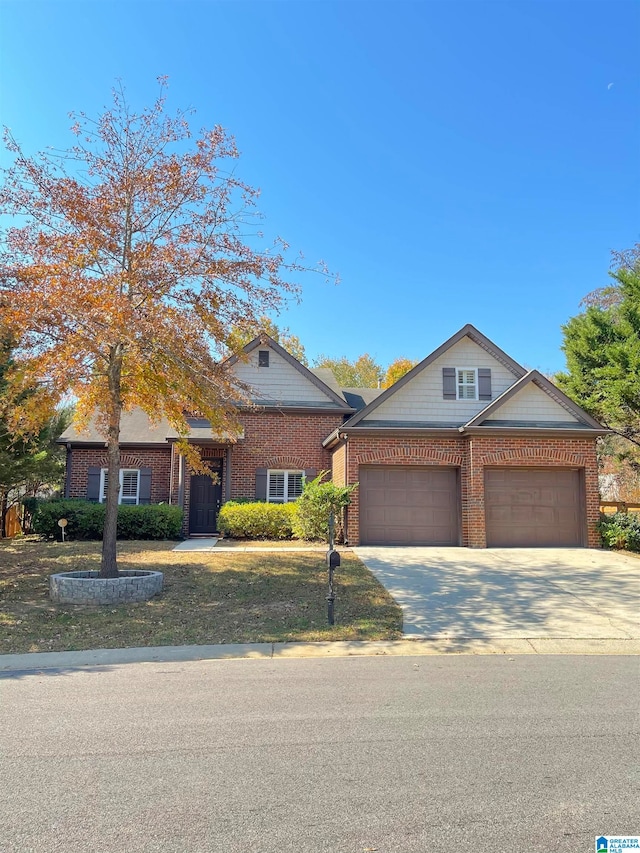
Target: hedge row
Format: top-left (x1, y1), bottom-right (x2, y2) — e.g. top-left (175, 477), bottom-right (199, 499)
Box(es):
top-left (217, 501), bottom-right (297, 540)
top-left (599, 512), bottom-right (640, 552)
top-left (33, 500), bottom-right (183, 540)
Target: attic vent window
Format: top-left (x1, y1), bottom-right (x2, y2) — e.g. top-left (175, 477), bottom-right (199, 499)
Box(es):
top-left (258, 350), bottom-right (270, 367)
top-left (457, 368), bottom-right (477, 400)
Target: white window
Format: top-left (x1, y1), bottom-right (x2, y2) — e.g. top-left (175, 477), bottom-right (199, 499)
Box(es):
top-left (267, 470), bottom-right (304, 503)
top-left (100, 469), bottom-right (140, 505)
top-left (456, 368), bottom-right (478, 400)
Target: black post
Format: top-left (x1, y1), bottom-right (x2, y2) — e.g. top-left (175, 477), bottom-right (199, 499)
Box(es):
top-left (327, 563), bottom-right (335, 626)
top-left (326, 510), bottom-right (340, 626)
top-left (327, 511), bottom-right (335, 624)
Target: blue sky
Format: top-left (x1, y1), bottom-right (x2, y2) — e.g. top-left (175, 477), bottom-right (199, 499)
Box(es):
top-left (1, 0), bottom-right (638, 374)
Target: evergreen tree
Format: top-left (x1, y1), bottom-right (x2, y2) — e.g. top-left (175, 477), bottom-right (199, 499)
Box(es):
top-left (558, 257), bottom-right (640, 448)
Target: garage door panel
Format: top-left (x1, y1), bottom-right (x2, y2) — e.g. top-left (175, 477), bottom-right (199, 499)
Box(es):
top-left (364, 488), bottom-right (387, 506)
top-left (485, 468), bottom-right (583, 547)
top-left (363, 507), bottom-right (388, 526)
top-left (359, 466), bottom-right (459, 546)
top-left (385, 469), bottom-right (412, 487)
top-left (385, 489), bottom-right (410, 505)
top-left (557, 510), bottom-right (581, 526)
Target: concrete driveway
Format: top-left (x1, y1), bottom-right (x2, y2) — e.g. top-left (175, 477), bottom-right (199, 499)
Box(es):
top-left (354, 547), bottom-right (640, 640)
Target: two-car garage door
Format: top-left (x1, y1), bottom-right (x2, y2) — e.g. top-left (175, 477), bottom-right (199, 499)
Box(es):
top-left (358, 465), bottom-right (585, 547)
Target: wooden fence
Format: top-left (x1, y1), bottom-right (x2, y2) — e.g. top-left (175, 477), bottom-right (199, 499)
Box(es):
top-left (4, 504), bottom-right (22, 537)
top-left (600, 501), bottom-right (640, 515)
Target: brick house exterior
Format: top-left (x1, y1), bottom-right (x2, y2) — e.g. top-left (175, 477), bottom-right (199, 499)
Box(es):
top-left (333, 434), bottom-right (600, 548)
top-left (60, 326), bottom-right (607, 547)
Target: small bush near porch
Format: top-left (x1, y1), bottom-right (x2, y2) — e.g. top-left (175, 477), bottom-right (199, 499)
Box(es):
top-left (217, 501), bottom-right (297, 539)
top-left (0, 540), bottom-right (402, 654)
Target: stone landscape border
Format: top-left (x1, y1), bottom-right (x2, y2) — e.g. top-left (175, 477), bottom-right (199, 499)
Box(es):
top-left (50, 570), bottom-right (163, 605)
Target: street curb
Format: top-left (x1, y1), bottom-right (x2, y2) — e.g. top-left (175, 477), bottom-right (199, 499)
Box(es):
top-left (1, 638), bottom-right (639, 672)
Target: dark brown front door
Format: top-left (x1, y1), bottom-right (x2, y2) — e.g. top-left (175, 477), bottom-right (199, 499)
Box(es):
top-left (189, 462), bottom-right (222, 535)
top-left (484, 468), bottom-right (584, 547)
top-left (359, 466), bottom-right (460, 546)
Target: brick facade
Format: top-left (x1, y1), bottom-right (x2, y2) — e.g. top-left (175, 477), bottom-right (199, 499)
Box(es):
top-left (66, 446), bottom-right (172, 504)
top-left (339, 434), bottom-right (600, 548)
top-left (64, 423), bottom-right (600, 548)
top-left (227, 411), bottom-right (342, 500)
top-left (65, 411), bottom-right (344, 535)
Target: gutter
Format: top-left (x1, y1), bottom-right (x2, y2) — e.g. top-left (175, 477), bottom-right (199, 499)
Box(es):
top-left (458, 426), bottom-right (610, 438)
top-left (64, 443), bottom-right (72, 498)
top-left (322, 428), bottom-right (342, 449)
top-left (324, 426), bottom-right (462, 446)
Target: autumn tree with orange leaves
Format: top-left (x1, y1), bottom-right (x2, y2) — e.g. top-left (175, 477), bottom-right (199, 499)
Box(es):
top-left (382, 357), bottom-right (418, 389)
top-left (0, 79), bottom-right (330, 577)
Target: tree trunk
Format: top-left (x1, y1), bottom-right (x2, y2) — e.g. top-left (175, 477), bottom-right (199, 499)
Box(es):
top-left (100, 348), bottom-right (124, 578)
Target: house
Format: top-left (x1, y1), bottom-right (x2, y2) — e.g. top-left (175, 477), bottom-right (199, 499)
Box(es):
top-left (59, 325), bottom-right (607, 548)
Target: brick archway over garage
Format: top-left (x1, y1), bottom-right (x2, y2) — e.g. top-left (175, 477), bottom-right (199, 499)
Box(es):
top-left (467, 436), bottom-right (600, 548)
top-left (343, 436), bottom-right (467, 546)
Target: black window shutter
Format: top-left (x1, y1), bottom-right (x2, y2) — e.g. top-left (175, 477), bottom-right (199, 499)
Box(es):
top-left (139, 468), bottom-right (152, 504)
top-left (442, 367), bottom-right (456, 400)
top-left (304, 468), bottom-right (317, 482)
top-left (255, 468), bottom-right (267, 501)
top-left (87, 466), bottom-right (101, 502)
top-left (478, 368), bottom-right (492, 400)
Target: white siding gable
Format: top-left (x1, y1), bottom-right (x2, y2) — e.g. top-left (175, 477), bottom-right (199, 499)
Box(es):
top-left (364, 337), bottom-right (519, 424)
top-left (486, 382), bottom-right (581, 423)
top-left (233, 346), bottom-right (336, 405)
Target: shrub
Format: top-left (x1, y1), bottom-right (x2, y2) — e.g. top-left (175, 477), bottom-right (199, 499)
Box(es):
top-left (116, 504), bottom-right (183, 540)
top-left (217, 501), bottom-right (297, 539)
top-left (32, 499), bottom-right (183, 540)
top-left (292, 471), bottom-right (357, 543)
top-left (598, 512), bottom-right (640, 552)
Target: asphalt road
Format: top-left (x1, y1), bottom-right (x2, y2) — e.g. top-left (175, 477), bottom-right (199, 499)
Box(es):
top-left (1, 655), bottom-right (638, 853)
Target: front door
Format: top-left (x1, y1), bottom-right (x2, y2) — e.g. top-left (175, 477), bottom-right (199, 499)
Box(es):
top-left (189, 461), bottom-right (223, 534)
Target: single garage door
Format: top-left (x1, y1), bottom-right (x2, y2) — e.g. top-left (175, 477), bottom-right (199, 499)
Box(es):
top-left (485, 468), bottom-right (584, 547)
top-left (359, 466), bottom-right (460, 546)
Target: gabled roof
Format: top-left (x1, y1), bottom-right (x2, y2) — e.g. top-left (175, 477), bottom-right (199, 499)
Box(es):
top-left (462, 370), bottom-right (605, 430)
top-left (342, 324), bottom-right (527, 429)
top-left (59, 408), bottom-right (244, 445)
top-left (225, 333), bottom-right (353, 411)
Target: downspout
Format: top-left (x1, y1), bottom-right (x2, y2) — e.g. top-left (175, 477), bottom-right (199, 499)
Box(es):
top-left (343, 434), bottom-right (349, 546)
top-left (64, 443), bottom-right (72, 499)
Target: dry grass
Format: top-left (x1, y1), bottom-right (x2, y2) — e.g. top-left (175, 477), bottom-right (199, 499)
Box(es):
top-left (0, 539), bottom-right (402, 654)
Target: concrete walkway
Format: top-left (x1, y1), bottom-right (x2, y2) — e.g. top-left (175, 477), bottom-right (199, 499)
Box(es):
top-left (354, 546), bottom-right (640, 639)
top-left (173, 538), bottom-right (219, 551)
top-left (2, 637), bottom-right (640, 673)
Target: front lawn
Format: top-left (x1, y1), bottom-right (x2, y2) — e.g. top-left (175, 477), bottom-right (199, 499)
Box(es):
top-left (0, 539), bottom-right (402, 654)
